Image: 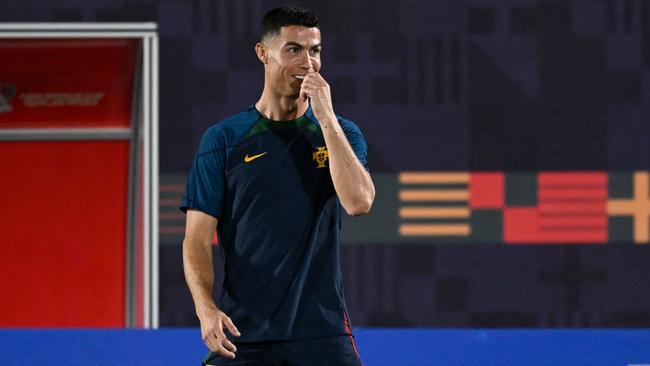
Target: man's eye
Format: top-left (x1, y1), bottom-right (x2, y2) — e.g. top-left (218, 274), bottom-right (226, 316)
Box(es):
top-left (288, 47), bottom-right (300, 54)
top-left (310, 49), bottom-right (321, 56)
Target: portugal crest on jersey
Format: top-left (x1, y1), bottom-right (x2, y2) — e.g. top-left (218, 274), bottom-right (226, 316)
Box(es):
top-left (312, 146), bottom-right (328, 169)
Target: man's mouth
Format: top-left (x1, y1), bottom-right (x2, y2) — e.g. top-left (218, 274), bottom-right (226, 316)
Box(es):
top-left (293, 75), bottom-right (305, 80)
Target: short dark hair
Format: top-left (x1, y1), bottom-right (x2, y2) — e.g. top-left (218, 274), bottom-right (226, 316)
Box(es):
top-left (260, 5), bottom-right (320, 42)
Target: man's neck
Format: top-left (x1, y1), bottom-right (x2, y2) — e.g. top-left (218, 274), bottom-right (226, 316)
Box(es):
top-left (255, 89), bottom-right (309, 121)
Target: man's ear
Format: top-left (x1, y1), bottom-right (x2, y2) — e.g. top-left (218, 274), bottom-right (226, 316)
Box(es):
top-left (255, 43), bottom-right (267, 64)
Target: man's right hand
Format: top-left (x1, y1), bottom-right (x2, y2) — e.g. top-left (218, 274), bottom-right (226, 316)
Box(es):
top-left (199, 307), bottom-right (241, 359)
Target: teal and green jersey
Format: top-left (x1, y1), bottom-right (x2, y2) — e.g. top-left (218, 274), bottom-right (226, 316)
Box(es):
top-left (180, 105), bottom-right (368, 341)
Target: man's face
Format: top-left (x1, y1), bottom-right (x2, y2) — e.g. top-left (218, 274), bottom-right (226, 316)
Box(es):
top-left (262, 25), bottom-right (322, 97)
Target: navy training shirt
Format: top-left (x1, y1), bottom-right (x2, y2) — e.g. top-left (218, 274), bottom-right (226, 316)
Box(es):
top-left (180, 105), bottom-right (368, 342)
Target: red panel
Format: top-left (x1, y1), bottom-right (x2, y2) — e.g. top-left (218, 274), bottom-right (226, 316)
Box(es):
top-left (504, 209), bottom-right (607, 244)
top-left (539, 189), bottom-right (607, 200)
top-left (538, 172), bottom-right (607, 186)
top-left (504, 172), bottom-right (609, 244)
top-left (469, 172), bottom-right (504, 209)
top-left (538, 216), bottom-right (607, 227)
top-left (504, 207), bottom-right (538, 243)
top-left (0, 141), bottom-right (128, 327)
top-left (0, 39), bottom-right (137, 128)
top-left (538, 203), bottom-right (606, 213)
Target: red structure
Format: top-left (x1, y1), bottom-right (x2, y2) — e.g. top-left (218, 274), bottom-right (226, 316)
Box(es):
top-left (0, 26), bottom-right (158, 328)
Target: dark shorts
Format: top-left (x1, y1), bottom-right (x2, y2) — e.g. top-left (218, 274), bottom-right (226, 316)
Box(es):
top-left (202, 335), bottom-right (363, 366)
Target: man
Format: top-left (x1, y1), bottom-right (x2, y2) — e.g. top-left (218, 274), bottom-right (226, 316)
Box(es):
top-left (181, 5), bottom-right (375, 365)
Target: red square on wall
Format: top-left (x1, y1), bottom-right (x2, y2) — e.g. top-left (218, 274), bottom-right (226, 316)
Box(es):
top-left (470, 172), bottom-right (504, 209)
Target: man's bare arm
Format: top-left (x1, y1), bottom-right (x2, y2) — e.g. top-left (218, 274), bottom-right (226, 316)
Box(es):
top-left (300, 72), bottom-right (376, 216)
top-left (320, 117), bottom-right (375, 215)
top-left (183, 210), bottom-right (240, 358)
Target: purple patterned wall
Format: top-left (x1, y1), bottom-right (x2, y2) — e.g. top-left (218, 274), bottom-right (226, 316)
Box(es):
top-left (3, 0), bottom-right (650, 328)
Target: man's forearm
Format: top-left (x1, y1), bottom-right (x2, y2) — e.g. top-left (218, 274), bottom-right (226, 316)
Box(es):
top-left (183, 237), bottom-right (218, 316)
top-left (320, 116), bottom-right (375, 215)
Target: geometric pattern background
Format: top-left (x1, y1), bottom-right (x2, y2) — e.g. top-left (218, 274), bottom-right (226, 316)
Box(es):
top-left (3, 0), bottom-right (650, 327)
top-left (398, 171), bottom-right (650, 244)
top-left (162, 171), bottom-right (650, 244)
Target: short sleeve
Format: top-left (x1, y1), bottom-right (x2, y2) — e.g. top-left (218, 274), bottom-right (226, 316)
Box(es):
top-left (179, 127), bottom-right (226, 219)
top-left (340, 119), bottom-right (369, 171)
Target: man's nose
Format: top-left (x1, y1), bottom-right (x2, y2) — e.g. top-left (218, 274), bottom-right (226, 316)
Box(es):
top-left (299, 50), bottom-right (314, 71)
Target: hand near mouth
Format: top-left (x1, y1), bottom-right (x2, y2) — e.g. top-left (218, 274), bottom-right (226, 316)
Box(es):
top-left (299, 72), bottom-right (336, 123)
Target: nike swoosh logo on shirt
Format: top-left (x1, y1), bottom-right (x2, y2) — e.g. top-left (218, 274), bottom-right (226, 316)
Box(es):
top-left (244, 152), bottom-right (268, 163)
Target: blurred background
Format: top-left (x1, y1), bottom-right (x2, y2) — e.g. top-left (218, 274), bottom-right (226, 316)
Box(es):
top-left (1, 0), bottom-right (650, 364)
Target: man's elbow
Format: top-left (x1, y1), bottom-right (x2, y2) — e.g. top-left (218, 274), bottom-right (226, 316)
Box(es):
top-left (343, 195), bottom-right (374, 216)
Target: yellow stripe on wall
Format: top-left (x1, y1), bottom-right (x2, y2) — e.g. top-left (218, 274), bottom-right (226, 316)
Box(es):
top-left (399, 172), bottom-right (469, 184)
top-left (399, 224), bottom-right (471, 236)
top-left (399, 189), bottom-right (469, 201)
top-left (399, 207), bottom-right (470, 218)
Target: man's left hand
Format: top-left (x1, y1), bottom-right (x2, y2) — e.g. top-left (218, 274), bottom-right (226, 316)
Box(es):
top-left (300, 72), bottom-right (336, 122)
